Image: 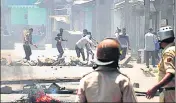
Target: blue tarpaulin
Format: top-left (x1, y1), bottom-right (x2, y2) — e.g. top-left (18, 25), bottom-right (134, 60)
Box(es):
top-left (3, 0), bottom-right (37, 6)
top-left (11, 7), bottom-right (46, 25)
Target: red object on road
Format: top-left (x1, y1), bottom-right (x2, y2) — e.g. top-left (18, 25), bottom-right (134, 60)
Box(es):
top-left (36, 95), bottom-right (60, 103)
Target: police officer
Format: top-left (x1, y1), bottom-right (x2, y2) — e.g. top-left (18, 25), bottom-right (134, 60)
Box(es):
top-left (75, 38), bottom-right (137, 102)
top-left (146, 26), bottom-right (175, 102)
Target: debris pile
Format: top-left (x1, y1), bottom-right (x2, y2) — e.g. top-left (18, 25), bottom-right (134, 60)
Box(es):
top-left (1, 56), bottom-right (96, 67)
top-left (1, 86), bottom-right (12, 94)
top-left (1, 58), bottom-right (8, 65)
top-left (1, 55), bottom-right (132, 67)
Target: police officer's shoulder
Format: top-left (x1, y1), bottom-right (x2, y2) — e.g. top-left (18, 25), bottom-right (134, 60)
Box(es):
top-left (119, 73), bottom-right (130, 81)
top-left (163, 45), bottom-right (175, 56)
top-left (165, 46), bottom-right (175, 52)
top-left (115, 73), bottom-right (131, 85)
top-left (81, 71), bottom-right (98, 79)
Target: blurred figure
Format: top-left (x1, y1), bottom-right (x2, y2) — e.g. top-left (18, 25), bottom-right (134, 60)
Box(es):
top-left (116, 28), bottom-right (131, 60)
top-left (85, 32), bottom-right (95, 61)
top-left (40, 24), bottom-right (46, 35)
top-left (146, 26), bottom-right (175, 102)
top-left (83, 29), bottom-right (88, 37)
top-left (75, 38), bottom-right (137, 102)
top-left (55, 28), bottom-right (67, 59)
top-left (154, 32), bottom-right (160, 64)
top-left (115, 27), bottom-right (121, 34)
top-left (2, 25), bottom-right (9, 36)
top-left (23, 28), bottom-right (36, 60)
top-left (75, 35), bottom-right (96, 61)
top-left (144, 28), bottom-right (156, 68)
top-left (114, 28), bottom-right (121, 38)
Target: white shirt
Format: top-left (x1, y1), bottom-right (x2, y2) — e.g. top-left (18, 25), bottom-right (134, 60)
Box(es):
top-left (76, 35), bottom-right (94, 49)
top-left (144, 32), bottom-right (157, 51)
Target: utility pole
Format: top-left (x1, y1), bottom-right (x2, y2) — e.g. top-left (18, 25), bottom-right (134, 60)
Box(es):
top-left (174, 0), bottom-right (176, 35)
top-left (124, 0), bottom-right (129, 32)
top-left (144, 0), bottom-right (150, 34)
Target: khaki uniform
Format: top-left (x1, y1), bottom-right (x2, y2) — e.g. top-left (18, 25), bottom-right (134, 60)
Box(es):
top-left (75, 67), bottom-right (137, 102)
top-left (157, 43), bottom-right (175, 102)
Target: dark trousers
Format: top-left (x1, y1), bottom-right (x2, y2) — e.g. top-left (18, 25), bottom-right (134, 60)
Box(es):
top-left (120, 47), bottom-right (127, 60)
top-left (86, 45), bottom-right (94, 61)
top-left (23, 44), bottom-right (32, 60)
top-left (56, 43), bottom-right (64, 58)
top-left (75, 45), bottom-right (85, 61)
top-left (145, 51), bottom-right (156, 68)
top-left (155, 50), bottom-right (160, 59)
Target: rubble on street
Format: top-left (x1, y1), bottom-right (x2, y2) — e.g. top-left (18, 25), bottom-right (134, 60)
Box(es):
top-left (1, 55), bottom-right (132, 68)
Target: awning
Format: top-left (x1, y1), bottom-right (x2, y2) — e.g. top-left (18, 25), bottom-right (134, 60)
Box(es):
top-left (8, 5), bottom-right (39, 8)
top-left (73, 0), bottom-right (93, 5)
top-left (66, 30), bottom-right (82, 35)
top-left (50, 15), bottom-right (70, 24)
top-left (114, 0), bottom-right (156, 12)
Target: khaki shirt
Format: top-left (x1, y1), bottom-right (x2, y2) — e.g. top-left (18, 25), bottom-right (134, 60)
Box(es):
top-left (157, 43), bottom-right (175, 102)
top-left (75, 67), bottom-right (137, 102)
top-left (158, 43), bottom-right (175, 87)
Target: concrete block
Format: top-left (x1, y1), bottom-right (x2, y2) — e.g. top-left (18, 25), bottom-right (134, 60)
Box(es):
top-left (1, 86), bottom-right (12, 94)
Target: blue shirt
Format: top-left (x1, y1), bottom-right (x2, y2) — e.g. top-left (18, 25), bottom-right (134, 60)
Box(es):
top-left (116, 33), bottom-right (130, 48)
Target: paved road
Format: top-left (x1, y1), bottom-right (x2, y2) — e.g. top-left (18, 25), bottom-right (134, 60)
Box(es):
top-left (1, 49), bottom-right (159, 102)
top-left (1, 49), bottom-right (91, 61)
top-left (1, 94), bottom-right (159, 102)
top-left (1, 62), bottom-right (159, 102)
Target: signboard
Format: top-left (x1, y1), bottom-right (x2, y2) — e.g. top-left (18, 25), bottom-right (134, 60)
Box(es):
top-left (11, 8), bottom-right (28, 25)
top-left (11, 7), bottom-right (46, 25)
top-left (28, 8), bottom-right (46, 25)
top-left (160, 19), bottom-right (168, 27)
top-left (4, 0), bottom-right (37, 6)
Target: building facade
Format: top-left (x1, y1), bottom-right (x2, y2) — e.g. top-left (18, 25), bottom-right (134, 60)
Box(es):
top-left (113, 0), bottom-right (176, 55)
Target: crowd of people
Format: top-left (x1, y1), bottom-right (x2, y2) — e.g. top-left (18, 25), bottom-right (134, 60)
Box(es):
top-left (75, 26), bottom-right (175, 102)
top-left (54, 28), bottom-right (97, 62)
top-left (114, 26), bottom-right (162, 68)
top-left (22, 26), bottom-right (175, 102)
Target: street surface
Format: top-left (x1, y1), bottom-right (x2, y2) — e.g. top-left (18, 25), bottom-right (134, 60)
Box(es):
top-left (1, 49), bottom-right (159, 102)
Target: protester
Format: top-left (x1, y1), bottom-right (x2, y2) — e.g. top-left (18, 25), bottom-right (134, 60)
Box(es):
top-left (144, 28), bottom-right (157, 68)
top-left (55, 28), bottom-right (67, 59)
top-left (116, 28), bottom-right (131, 60)
top-left (75, 35), bottom-right (96, 61)
top-left (23, 28), bottom-right (37, 60)
top-left (85, 32), bottom-right (95, 61)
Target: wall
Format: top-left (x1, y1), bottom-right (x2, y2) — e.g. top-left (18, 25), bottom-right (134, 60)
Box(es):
top-left (10, 7), bottom-right (46, 25)
top-left (3, 0), bottom-right (36, 6)
top-left (113, 1), bottom-right (145, 55)
top-left (95, 0), bottom-right (114, 41)
top-left (84, 7), bottom-right (93, 33)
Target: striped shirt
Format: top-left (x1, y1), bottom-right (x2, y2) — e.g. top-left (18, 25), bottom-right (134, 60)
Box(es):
top-left (23, 30), bottom-right (32, 45)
